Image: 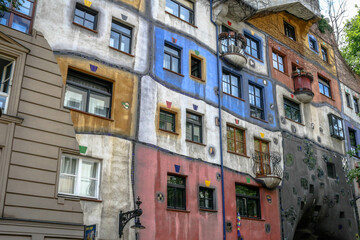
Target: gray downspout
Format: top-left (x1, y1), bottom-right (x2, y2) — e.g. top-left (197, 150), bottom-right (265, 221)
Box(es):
top-left (210, 1), bottom-right (226, 239)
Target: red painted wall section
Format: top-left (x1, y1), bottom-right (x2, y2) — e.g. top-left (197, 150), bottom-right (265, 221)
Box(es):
top-left (135, 143), bottom-right (281, 240)
top-left (269, 38), bottom-right (341, 111)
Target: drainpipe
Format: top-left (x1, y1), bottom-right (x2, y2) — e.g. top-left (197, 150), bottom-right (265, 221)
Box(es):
top-left (210, 1), bottom-right (226, 239)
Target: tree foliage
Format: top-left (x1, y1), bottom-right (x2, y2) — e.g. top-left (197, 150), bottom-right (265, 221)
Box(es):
top-left (317, 15), bottom-right (333, 33)
top-left (0, 0), bottom-right (23, 12)
top-left (341, 6), bottom-right (360, 76)
top-left (347, 145), bottom-right (360, 182)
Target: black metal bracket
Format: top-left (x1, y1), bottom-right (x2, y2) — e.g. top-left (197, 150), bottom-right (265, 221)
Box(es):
top-left (119, 197), bottom-right (143, 237)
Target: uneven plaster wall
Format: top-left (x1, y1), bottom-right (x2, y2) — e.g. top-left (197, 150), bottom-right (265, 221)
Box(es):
top-left (34, 0), bottom-right (149, 73)
top-left (76, 134), bottom-right (135, 240)
top-left (139, 75), bottom-right (221, 165)
top-left (220, 109), bottom-right (283, 177)
top-left (56, 56), bottom-right (138, 137)
top-left (153, 0), bottom-right (216, 52)
top-left (277, 85), bottom-right (345, 154)
top-left (340, 83), bottom-right (360, 125)
top-left (281, 133), bottom-right (358, 240)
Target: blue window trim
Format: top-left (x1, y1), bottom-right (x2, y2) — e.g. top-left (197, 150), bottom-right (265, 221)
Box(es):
top-left (164, 40), bottom-right (183, 74)
top-left (243, 30), bottom-right (263, 63)
top-left (248, 80), bottom-right (266, 121)
top-left (308, 34), bottom-right (319, 54)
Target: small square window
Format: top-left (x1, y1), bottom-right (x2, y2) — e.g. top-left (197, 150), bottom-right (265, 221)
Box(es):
top-left (236, 184), bottom-right (261, 218)
top-left (328, 114), bottom-right (344, 139)
top-left (346, 92), bottom-right (352, 108)
top-left (159, 109), bottom-right (176, 132)
top-left (284, 98), bottom-right (301, 123)
top-left (0, 57), bottom-right (15, 114)
top-left (165, 0), bottom-right (194, 25)
top-left (222, 71), bottom-right (241, 98)
top-left (110, 20), bottom-right (132, 54)
top-left (318, 76), bottom-right (331, 98)
top-left (321, 46), bottom-right (328, 62)
top-left (309, 38), bottom-right (317, 51)
top-left (190, 56), bottom-right (202, 79)
top-left (227, 125), bottom-right (246, 155)
top-left (199, 187), bottom-right (215, 210)
top-left (245, 34), bottom-right (260, 59)
top-left (284, 21), bottom-right (296, 41)
top-left (64, 70), bottom-right (112, 118)
top-left (272, 51), bottom-right (285, 73)
top-left (73, 3), bottom-right (98, 31)
top-left (163, 43), bottom-right (181, 74)
top-left (59, 155), bottom-right (101, 198)
top-left (326, 162), bottom-right (336, 178)
top-left (167, 174), bottom-right (186, 210)
top-left (354, 97), bottom-right (359, 113)
top-left (249, 83), bottom-right (264, 120)
top-left (186, 111), bottom-right (202, 143)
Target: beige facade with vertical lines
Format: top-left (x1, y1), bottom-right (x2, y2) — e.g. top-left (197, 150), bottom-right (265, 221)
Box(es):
top-left (0, 25), bottom-right (84, 239)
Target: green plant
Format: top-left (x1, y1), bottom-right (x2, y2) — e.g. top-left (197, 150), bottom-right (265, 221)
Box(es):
top-left (317, 15), bottom-right (333, 34)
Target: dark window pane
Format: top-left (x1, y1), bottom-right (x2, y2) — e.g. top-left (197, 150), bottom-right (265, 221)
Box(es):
top-left (11, 15), bottom-right (31, 33)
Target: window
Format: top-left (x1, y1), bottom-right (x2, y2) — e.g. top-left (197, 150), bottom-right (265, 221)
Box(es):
top-left (328, 114), bottom-right (344, 139)
top-left (321, 46), bottom-right (328, 62)
top-left (349, 129), bottom-right (357, 153)
top-left (59, 155), bottom-right (101, 198)
top-left (222, 71), bottom-right (241, 98)
top-left (0, 0), bottom-right (35, 34)
top-left (221, 25), bottom-right (236, 52)
top-left (110, 20), bottom-right (132, 54)
top-left (236, 184), bottom-right (260, 218)
top-left (284, 21), bottom-right (296, 41)
top-left (318, 76), bottom-right (331, 98)
top-left (186, 111), bottom-right (202, 143)
top-left (254, 138), bottom-right (270, 176)
top-left (199, 187), bottom-right (214, 210)
top-left (165, 0), bottom-right (194, 25)
top-left (160, 109), bottom-right (175, 132)
top-left (73, 3), bottom-right (97, 31)
top-left (64, 70), bottom-right (112, 118)
top-left (284, 98), bottom-right (301, 123)
top-left (354, 97), bottom-right (359, 113)
top-left (190, 55), bottom-right (202, 79)
top-left (245, 34), bottom-right (260, 59)
top-left (163, 43), bottom-right (181, 74)
top-left (272, 51), bottom-right (285, 73)
top-left (292, 63), bottom-right (303, 73)
top-left (326, 162), bottom-right (336, 178)
top-left (167, 174), bottom-right (186, 209)
top-left (249, 83), bottom-right (264, 119)
top-left (346, 93), bottom-right (352, 108)
top-left (227, 125), bottom-right (246, 155)
top-left (309, 38), bottom-right (317, 51)
top-left (0, 56), bottom-right (14, 113)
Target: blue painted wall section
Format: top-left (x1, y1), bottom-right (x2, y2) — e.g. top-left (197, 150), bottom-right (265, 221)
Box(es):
top-left (344, 120), bottom-right (360, 157)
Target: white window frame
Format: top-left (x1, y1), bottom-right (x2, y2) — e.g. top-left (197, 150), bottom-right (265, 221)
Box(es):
top-left (0, 55), bottom-right (15, 114)
top-left (59, 155), bottom-right (101, 199)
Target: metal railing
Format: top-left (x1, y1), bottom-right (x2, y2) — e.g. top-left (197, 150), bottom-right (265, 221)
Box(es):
top-left (252, 151), bottom-right (282, 178)
top-left (218, 32), bottom-right (247, 56)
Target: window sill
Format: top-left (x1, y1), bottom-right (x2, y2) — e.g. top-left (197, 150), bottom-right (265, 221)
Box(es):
top-left (250, 116), bottom-right (268, 123)
top-left (285, 117), bottom-right (304, 126)
top-left (223, 92), bottom-right (245, 102)
top-left (80, 197), bottom-right (103, 202)
top-left (58, 194), bottom-right (100, 201)
top-left (274, 68), bottom-right (288, 76)
top-left (241, 217), bottom-right (265, 221)
top-left (244, 53), bottom-right (263, 63)
top-left (109, 46), bottom-right (134, 57)
top-left (190, 75), bottom-right (205, 83)
top-left (227, 151), bottom-right (250, 158)
top-left (199, 208), bottom-right (217, 212)
top-left (319, 93), bottom-right (334, 101)
top-left (166, 208), bottom-right (190, 213)
top-left (163, 68), bottom-right (184, 77)
top-left (186, 139), bottom-right (206, 146)
top-left (65, 107), bottom-right (114, 121)
top-left (72, 22), bottom-right (98, 33)
top-left (0, 113), bottom-right (24, 124)
top-left (165, 11), bottom-right (198, 29)
top-left (159, 128), bottom-right (179, 135)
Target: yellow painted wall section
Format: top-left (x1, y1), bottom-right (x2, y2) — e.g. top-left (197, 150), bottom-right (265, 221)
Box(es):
top-left (57, 56), bottom-right (138, 138)
top-left (115, 0), bottom-right (145, 12)
top-left (248, 11), bottom-right (336, 76)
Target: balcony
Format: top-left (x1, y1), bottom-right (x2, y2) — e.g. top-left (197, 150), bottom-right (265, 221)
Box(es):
top-left (252, 151), bottom-right (282, 189)
top-left (218, 32), bottom-right (247, 68)
top-left (292, 71), bottom-right (314, 103)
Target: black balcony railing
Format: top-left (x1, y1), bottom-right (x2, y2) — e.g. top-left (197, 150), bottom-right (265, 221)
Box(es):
top-left (252, 151), bottom-right (282, 178)
top-left (218, 32), bottom-right (247, 56)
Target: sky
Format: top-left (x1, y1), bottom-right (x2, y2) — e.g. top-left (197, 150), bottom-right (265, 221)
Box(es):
top-left (320, 0), bottom-right (358, 26)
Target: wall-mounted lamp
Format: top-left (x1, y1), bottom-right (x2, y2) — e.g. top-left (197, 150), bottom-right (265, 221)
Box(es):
top-left (119, 196), bottom-right (145, 238)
